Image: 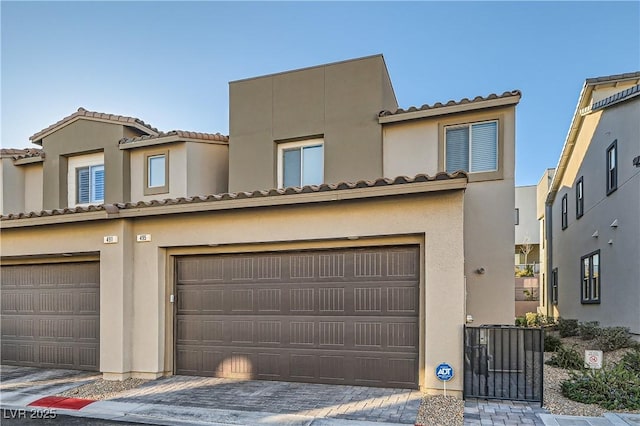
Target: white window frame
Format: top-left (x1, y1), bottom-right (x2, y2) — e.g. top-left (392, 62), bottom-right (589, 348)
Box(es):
top-left (67, 152), bottom-right (105, 207)
top-left (444, 120), bottom-right (499, 173)
top-left (144, 150), bottom-right (169, 196)
top-left (276, 139), bottom-right (324, 188)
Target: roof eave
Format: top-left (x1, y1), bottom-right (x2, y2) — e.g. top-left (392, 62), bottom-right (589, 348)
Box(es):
top-left (378, 95), bottom-right (520, 124)
top-left (29, 116), bottom-right (159, 145)
top-left (119, 135), bottom-right (228, 150)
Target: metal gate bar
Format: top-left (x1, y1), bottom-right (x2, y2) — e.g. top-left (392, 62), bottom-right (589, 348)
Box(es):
top-left (463, 325), bottom-right (543, 404)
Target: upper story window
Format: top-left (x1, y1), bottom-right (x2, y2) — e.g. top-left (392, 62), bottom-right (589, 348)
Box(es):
top-left (445, 120), bottom-right (498, 173)
top-left (514, 208), bottom-right (519, 225)
top-left (551, 267), bottom-right (558, 305)
top-left (606, 140), bottom-right (617, 195)
top-left (576, 176), bottom-right (584, 219)
top-left (581, 250), bottom-right (600, 304)
top-left (67, 152), bottom-right (105, 207)
top-left (144, 151), bottom-right (169, 196)
top-left (277, 139), bottom-right (324, 188)
top-left (77, 165), bottom-right (104, 204)
top-left (561, 193), bottom-right (568, 230)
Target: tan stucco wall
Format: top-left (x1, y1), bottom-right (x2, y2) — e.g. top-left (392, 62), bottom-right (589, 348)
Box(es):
top-left (1, 158), bottom-right (25, 215)
top-left (186, 143), bottom-right (228, 196)
top-left (228, 55), bottom-right (398, 192)
top-left (40, 119), bottom-right (130, 209)
top-left (550, 98), bottom-right (640, 334)
top-left (1, 190), bottom-right (467, 394)
top-left (130, 143), bottom-right (188, 202)
top-left (382, 106), bottom-right (517, 325)
top-left (23, 163), bottom-right (43, 213)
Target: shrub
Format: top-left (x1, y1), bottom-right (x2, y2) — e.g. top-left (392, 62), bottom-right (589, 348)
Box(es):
top-left (515, 316), bottom-right (526, 327)
top-left (561, 365), bottom-right (640, 410)
top-left (544, 333), bottom-right (562, 352)
top-left (558, 318), bottom-right (579, 337)
top-left (546, 345), bottom-right (585, 370)
top-left (578, 321), bottom-right (600, 341)
top-left (595, 327), bottom-right (632, 352)
top-left (620, 348), bottom-right (640, 374)
top-left (526, 312), bottom-right (541, 327)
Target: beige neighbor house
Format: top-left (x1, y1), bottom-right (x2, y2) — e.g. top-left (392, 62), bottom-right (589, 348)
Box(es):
top-left (514, 185), bottom-right (540, 317)
top-left (1, 55), bottom-right (520, 395)
top-left (539, 72), bottom-right (640, 337)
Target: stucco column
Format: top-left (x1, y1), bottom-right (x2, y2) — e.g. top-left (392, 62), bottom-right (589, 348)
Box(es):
top-left (100, 219), bottom-right (134, 380)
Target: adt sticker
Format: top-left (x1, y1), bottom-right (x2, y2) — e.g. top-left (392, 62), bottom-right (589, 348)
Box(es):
top-left (435, 363), bottom-right (454, 381)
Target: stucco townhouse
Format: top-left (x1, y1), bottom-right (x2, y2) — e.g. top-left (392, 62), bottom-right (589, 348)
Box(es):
top-left (1, 55), bottom-right (521, 395)
top-left (537, 72), bottom-right (640, 337)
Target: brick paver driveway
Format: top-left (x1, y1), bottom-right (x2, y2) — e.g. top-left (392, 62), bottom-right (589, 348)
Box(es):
top-left (114, 376), bottom-right (422, 424)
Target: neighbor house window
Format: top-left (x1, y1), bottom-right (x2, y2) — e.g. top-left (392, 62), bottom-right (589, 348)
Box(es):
top-left (576, 176), bottom-right (584, 219)
top-left (77, 165), bottom-right (104, 204)
top-left (606, 140), bottom-right (617, 195)
top-left (277, 139), bottom-right (324, 188)
top-left (581, 250), bottom-right (600, 304)
top-left (515, 208), bottom-right (520, 225)
top-left (445, 120), bottom-right (498, 173)
top-left (561, 194), bottom-right (568, 230)
top-left (551, 268), bottom-right (558, 305)
top-left (144, 151), bottom-right (169, 196)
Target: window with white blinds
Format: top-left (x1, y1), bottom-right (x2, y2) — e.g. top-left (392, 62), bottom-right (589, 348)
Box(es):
top-left (76, 164), bottom-right (104, 204)
top-left (445, 120), bottom-right (498, 173)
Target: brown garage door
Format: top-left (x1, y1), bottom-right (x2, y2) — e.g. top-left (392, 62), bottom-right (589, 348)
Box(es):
top-left (175, 245), bottom-right (419, 388)
top-left (1, 262), bottom-right (100, 371)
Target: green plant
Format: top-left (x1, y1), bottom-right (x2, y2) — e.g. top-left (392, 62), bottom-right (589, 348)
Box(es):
top-left (522, 289), bottom-right (536, 301)
top-left (515, 316), bottom-right (526, 327)
top-left (620, 348), bottom-right (640, 374)
top-left (561, 365), bottom-right (640, 410)
top-left (544, 333), bottom-right (562, 352)
top-left (546, 345), bottom-right (585, 370)
top-left (558, 317), bottom-right (579, 338)
top-left (595, 327), bottom-right (632, 352)
top-left (515, 265), bottom-right (534, 277)
top-left (578, 321), bottom-right (600, 341)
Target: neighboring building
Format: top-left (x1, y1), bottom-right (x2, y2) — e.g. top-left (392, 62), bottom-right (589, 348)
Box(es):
top-left (536, 168), bottom-right (555, 316)
top-left (1, 55), bottom-right (521, 395)
top-left (514, 185), bottom-right (540, 317)
top-left (539, 72), bottom-right (640, 336)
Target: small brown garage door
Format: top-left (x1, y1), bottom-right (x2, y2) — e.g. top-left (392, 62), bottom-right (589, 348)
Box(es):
top-left (175, 246), bottom-right (419, 388)
top-left (1, 262), bottom-right (100, 371)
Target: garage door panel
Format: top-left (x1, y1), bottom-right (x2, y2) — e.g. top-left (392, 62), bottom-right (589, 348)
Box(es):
top-left (176, 246), bottom-right (419, 388)
top-left (0, 262), bottom-right (100, 371)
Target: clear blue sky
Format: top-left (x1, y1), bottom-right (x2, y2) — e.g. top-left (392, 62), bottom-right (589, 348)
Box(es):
top-left (2, 1), bottom-right (638, 185)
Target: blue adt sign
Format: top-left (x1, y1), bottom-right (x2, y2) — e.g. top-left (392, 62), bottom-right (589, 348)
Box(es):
top-left (435, 363), bottom-right (454, 381)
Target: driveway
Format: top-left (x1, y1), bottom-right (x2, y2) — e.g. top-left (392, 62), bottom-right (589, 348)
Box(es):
top-left (113, 376), bottom-right (422, 424)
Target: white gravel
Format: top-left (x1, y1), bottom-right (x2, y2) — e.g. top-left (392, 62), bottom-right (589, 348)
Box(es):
top-left (58, 378), bottom-right (148, 400)
top-left (415, 394), bottom-right (464, 426)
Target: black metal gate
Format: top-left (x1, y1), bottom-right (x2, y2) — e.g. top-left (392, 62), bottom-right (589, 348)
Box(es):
top-left (464, 325), bottom-right (543, 403)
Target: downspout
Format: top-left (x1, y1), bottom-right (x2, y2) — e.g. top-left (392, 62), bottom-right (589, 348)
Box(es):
top-left (545, 201), bottom-right (554, 318)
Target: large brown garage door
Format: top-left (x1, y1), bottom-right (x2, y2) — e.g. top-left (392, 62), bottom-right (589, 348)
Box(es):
top-left (175, 246), bottom-right (419, 388)
top-left (1, 262), bottom-right (100, 371)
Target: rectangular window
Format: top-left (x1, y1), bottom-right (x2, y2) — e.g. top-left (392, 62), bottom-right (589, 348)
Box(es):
top-left (561, 194), bottom-right (568, 230)
top-left (551, 268), bottom-right (558, 305)
top-left (77, 164), bottom-right (104, 204)
top-left (581, 250), bottom-right (600, 304)
top-left (445, 120), bottom-right (498, 173)
top-left (606, 140), bottom-right (617, 195)
top-left (576, 176), bottom-right (584, 219)
top-left (515, 208), bottom-right (519, 225)
top-left (277, 139), bottom-right (324, 188)
top-left (144, 151), bottom-right (169, 196)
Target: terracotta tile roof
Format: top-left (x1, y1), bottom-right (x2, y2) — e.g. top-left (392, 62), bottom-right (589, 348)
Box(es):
top-left (119, 130), bottom-right (229, 145)
top-left (30, 107), bottom-right (159, 144)
top-left (379, 90), bottom-right (522, 117)
top-left (580, 84), bottom-right (640, 115)
top-left (0, 148), bottom-right (44, 160)
top-left (585, 71), bottom-right (640, 85)
top-left (1, 172), bottom-right (467, 221)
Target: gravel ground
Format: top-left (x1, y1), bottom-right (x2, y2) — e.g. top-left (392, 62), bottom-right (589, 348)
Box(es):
top-left (542, 335), bottom-right (640, 416)
top-left (415, 394), bottom-right (464, 426)
top-left (58, 378), bottom-right (148, 400)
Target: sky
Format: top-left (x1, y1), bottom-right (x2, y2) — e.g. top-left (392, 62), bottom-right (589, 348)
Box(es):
top-left (1, 1), bottom-right (638, 186)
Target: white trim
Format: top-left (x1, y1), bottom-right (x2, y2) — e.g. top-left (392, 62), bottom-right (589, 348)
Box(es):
top-left (67, 152), bottom-right (104, 207)
top-left (147, 154), bottom-right (166, 188)
top-left (276, 138), bottom-right (324, 188)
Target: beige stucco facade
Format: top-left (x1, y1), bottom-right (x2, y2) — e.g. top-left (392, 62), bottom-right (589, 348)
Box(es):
top-left (381, 105), bottom-right (518, 326)
top-left (2, 186), bottom-right (467, 394)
